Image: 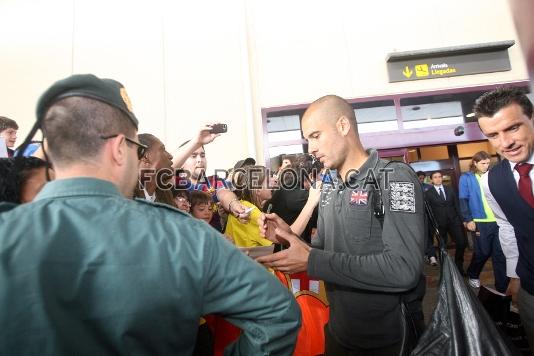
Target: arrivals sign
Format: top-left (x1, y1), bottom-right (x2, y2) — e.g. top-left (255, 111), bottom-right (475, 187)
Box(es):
top-left (387, 41), bottom-right (514, 83)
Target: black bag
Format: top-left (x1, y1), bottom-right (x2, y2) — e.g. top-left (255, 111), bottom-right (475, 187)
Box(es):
top-left (411, 201), bottom-right (519, 356)
top-left (478, 286), bottom-right (531, 355)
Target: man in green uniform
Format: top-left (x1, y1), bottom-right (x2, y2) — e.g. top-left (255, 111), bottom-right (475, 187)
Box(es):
top-left (0, 74), bottom-right (300, 355)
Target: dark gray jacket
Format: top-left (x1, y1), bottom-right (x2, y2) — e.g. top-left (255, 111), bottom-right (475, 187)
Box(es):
top-left (308, 149), bottom-right (425, 349)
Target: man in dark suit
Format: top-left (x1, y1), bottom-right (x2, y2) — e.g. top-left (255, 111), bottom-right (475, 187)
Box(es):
top-left (425, 170), bottom-right (467, 275)
top-left (417, 171), bottom-right (438, 266)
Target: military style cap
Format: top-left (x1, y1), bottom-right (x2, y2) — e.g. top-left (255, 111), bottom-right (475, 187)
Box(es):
top-left (36, 74), bottom-right (139, 128)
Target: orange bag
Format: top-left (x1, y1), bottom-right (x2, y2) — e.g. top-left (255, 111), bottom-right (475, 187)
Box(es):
top-left (275, 271), bottom-right (330, 356)
top-left (209, 270), bottom-right (329, 356)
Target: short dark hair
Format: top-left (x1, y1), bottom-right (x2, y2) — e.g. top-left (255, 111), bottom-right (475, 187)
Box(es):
top-left (474, 87), bottom-right (533, 120)
top-left (0, 157), bottom-right (50, 203)
top-left (281, 155), bottom-right (295, 165)
top-left (171, 188), bottom-right (190, 200)
top-left (189, 190), bottom-right (211, 209)
top-left (41, 97), bottom-right (136, 166)
top-left (138, 133), bottom-right (161, 160)
top-left (469, 151), bottom-right (491, 172)
top-left (138, 133), bottom-right (158, 149)
top-left (430, 171), bottom-right (442, 179)
top-left (305, 95), bottom-right (358, 136)
top-left (294, 153), bottom-right (322, 183)
top-left (0, 116), bottom-right (18, 133)
top-left (294, 154), bottom-right (313, 174)
top-left (416, 171), bottom-right (426, 178)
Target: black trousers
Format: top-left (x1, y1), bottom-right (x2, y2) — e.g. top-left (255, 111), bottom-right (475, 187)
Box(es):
top-left (438, 223), bottom-right (466, 271)
top-left (425, 221), bottom-right (436, 258)
top-left (466, 221), bottom-right (509, 292)
top-left (324, 325), bottom-right (402, 356)
top-left (192, 323), bottom-right (213, 356)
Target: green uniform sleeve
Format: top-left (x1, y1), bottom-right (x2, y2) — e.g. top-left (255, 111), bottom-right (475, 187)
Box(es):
top-left (202, 233), bottom-right (301, 355)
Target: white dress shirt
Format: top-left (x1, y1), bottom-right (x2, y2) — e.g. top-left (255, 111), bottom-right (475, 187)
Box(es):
top-left (142, 187), bottom-right (156, 202)
top-left (433, 185), bottom-right (446, 199)
top-left (509, 154), bottom-right (534, 195)
top-left (481, 153), bottom-right (534, 278)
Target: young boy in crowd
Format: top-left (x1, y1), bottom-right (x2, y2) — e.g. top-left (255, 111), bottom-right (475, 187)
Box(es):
top-left (190, 191), bottom-right (214, 224)
top-left (0, 116), bottom-right (18, 157)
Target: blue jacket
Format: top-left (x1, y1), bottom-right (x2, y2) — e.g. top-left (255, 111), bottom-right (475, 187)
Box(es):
top-left (458, 171), bottom-right (486, 221)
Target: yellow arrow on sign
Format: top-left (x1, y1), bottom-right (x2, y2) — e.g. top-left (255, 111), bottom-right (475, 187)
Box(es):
top-left (402, 66), bottom-right (413, 78)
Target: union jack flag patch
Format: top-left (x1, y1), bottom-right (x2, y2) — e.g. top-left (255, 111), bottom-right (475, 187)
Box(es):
top-left (350, 189), bottom-right (368, 205)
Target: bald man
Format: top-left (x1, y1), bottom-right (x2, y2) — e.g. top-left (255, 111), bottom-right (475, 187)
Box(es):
top-left (258, 95), bottom-right (426, 355)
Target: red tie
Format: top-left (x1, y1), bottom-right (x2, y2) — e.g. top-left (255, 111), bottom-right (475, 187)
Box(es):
top-left (514, 163), bottom-right (534, 208)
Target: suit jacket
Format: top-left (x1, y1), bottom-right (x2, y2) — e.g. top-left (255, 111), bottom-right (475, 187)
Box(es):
top-left (425, 185), bottom-right (462, 227)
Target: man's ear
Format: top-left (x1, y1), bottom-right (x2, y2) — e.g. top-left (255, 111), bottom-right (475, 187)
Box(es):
top-left (336, 116), bottom-right (351, 136)
top-left (110, 134), bottom-right (127, 166)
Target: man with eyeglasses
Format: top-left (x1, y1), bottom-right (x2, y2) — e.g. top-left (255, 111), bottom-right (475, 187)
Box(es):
top-left (135, 133), bottom-right (175, 205)
top-left (102, 133), bottom-right (148, 160)
top-left (0, 74), bottom-right (300, 355)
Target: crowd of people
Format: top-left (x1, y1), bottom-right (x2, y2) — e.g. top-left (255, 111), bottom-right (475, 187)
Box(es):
top-left (0, 74), bottom-right (533, 355)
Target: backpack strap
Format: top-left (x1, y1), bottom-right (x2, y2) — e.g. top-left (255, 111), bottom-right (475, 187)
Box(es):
top-left (371, 160), bottom-right (396, 227)
top-left (372, 160), bottom-right (444, 256)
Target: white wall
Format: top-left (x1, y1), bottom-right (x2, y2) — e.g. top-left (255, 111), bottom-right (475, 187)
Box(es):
top-left (0, 0), bottom-right (73, 141)
top-left (162, 0), bottom-right (253, 172)
top-left (0, 0), bottom-right (528, 172)
top-left (248, 0), bottom-right (528, 159)
top-left (250, 0), bottom-right (526, 107)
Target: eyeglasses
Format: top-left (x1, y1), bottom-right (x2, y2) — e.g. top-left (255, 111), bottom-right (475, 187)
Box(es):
top-left (100, 134), bottom-right (148, 160)
top-left (176, 197), bottom-right (191, 205)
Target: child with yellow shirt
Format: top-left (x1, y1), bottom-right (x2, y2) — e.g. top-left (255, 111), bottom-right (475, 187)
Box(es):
top-left (225, 165), bottom-right (273, 247)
